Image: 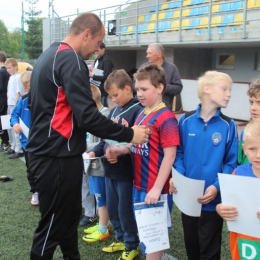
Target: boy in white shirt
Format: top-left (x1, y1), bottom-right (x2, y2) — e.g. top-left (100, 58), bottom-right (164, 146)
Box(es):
top-left (4, 58), bottom-right (24, 159)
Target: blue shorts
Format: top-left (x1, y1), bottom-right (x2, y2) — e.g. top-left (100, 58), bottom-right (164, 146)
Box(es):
top-left (88, 176), bottom-right (106, 207)
top-left (133, 186), bottom-right (172, 228)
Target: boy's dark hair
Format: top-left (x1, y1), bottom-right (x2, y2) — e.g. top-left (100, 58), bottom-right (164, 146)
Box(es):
top-left (99, 42), bottom-right (105, 49)
top-left (69, 12), bottom-right (103, 37)
top-left (104, 69), bottom-right (133, 91)
top-left (133, 63), bottom-right (166, 93)
top-left (247, 76), bottom-right (260, 98)
top-left (0, 51), bottom-right (7, 63)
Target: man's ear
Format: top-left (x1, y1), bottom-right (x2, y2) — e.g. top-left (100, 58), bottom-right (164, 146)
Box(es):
top-left (83, 29), bottom-right (91, 41)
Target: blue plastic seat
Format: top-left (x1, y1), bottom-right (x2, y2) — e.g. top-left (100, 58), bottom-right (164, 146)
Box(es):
top-left (138, 24), bottom-right (148, 33)
top-left (144, 14), bottom-right (151, 21)
top-left (216, 3), bottom-right (230, 12)
top-left (219, 14), bottom-right (234, 26)
top-left (164, 21), bottom-right (172, 30)
top-left (185, 18), bottom-right (200, 29)
top-left (167, 2), bottom-right (176, 9)
top-left (188, 7), bottom-right (199, 16)
top-left (165, 11), bottom-right (174, 19)
top-left (199, 6), bottom-right (209, 14)
top-left (150, 5), bottom-right (160, 12)
top-left (230, 1), bottom-right (243, 10)
top-left (159, 21), bottom-right (172, 31)
top-left (120, 26), bottom-right (127, 35)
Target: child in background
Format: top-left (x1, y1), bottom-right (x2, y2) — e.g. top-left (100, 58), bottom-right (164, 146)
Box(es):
top-left (217, 120), bottom-right (260, 260)
top-left (238, 77), bottom-right (260, 165)
top-left (10, 71), bottom-right (39, 205)
top-left (170, 71), bottom-right (238, 260)
top-left (4, 58), bottom-right (24, 158)
top-left (0, 51), bottom-right (10, 151)
top-left (85, 70), bottom-right (142, 260)
top-left (79, 83), bottom-right (108, 227)
top-left (108, 64), bottom-right (180, 260)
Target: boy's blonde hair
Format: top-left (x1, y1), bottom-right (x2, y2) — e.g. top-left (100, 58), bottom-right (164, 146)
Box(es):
top-left (20, 71), bottom-right (32, 86)
top-left (197, 71), bottom-right (232, 99)
top-left (134, 63), bottom-right (166, 93)
top-left (5, 58), bottom-right (18, 67)
top-left (90, 83), bottom-right (101, 103)
top-left (244, 120), bottom-right (260, 140)
top-left (247, 76), bottom-right (260, 98)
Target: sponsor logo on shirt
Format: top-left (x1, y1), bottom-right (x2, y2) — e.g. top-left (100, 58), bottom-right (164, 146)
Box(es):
top-left (132, 143), bottom-right (149, 156)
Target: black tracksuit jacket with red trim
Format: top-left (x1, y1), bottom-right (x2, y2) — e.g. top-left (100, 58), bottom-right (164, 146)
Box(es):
top-left (27, 42), bottom-right (133, 157)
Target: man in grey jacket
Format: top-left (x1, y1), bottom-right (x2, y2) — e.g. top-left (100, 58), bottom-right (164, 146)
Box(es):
top-left (139, 43), bottom-right (183, 110)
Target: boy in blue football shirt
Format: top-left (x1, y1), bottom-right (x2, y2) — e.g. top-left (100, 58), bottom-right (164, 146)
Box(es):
top-left (170, 71), bottom-right (238, 260)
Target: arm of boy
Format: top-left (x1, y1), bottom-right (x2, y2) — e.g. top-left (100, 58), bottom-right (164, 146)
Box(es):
top-left (257, 212), bottom-right (260, 219)
top-left (216, 203), bottom-right (238, 221)
top-left (10, 97), bottom-right (22, 130)
top-left (105, 145), bottom-right (131, 164)
top-left (145, 146), bottom-right (177, 204)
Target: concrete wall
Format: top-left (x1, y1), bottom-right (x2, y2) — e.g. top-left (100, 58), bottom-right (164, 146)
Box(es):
top-left (106, 50), bottom-right (136, 73)
top-left (174, 49), bottom-right (213, 80)
top-left (212, 47), bottom-right (260, 83)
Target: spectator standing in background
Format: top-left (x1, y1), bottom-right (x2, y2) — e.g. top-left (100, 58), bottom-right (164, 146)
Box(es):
top-left (138, 43), bottom-right (183, 110)
top-left (89, 42), bottom-right (114, 107)
top-left (0, 51), bottom-right (10, 151)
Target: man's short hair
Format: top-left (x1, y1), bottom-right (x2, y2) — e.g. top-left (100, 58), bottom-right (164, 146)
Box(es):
top-left (20, 71), bottom-right (32, 86)
top-left (244, 120), bottom-right (260, 141)
top-left (104, 69), bottom-right (133, 91)
top-left (148, 43), bottom-right (164, 57)
top-left (134, 63), bottom-right (166, 93)
top-left (5, 58), bottom-right (18, 67)
top-left (0, 51), bottom-right (7, 63)
top-left (99, 42), bottom-right (105, 49)
top-left (247, 76), bottom-right (260, 98)
top-left (69, 12), bottom-right (103, 37)
top-left (90, 83), bottom-right (101, 103)
top-left (197, 71), bottom-right (232, 99)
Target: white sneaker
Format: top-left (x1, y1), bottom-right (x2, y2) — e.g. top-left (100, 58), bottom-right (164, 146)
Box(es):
top-left (31, 192), bottom-right (39, 206)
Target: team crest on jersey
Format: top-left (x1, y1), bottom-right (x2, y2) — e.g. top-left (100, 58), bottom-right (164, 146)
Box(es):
top-left (211, 132), bottom-right (222, 145)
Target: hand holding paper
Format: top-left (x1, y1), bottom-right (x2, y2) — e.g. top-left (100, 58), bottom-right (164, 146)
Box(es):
top-left (216, 204), bottom-right (238, 221)
top-left (197, 185), bottom-right (218, 204)
top-left (169, 178), bottom-right (177, 194)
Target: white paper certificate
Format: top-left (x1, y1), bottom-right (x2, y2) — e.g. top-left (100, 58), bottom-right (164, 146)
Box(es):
top-left (172, 167), bottom-right (205, 217)
top-left (218, 173), bottom-right (260, 238)
top-left (0, 115), bottom-right (12, 130)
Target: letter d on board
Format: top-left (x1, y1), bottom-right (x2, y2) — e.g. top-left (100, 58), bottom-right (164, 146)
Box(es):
top-left (242, 243), bottom-right (257, 259)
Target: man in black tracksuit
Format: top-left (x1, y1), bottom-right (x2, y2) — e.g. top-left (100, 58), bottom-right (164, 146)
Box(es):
top-left (90, 42), bottom-right (114, 107)
top-left (27, 13), bottom-right (147, 260)
top-left (0, 51), bottom-right (10, 151)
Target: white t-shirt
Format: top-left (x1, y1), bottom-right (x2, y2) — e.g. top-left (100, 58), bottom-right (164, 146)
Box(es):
top-left (7, 73), bottom-right (24, 105)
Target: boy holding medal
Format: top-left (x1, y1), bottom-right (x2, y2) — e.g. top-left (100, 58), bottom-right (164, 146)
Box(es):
top-left (107, 64), bottom-right (180, 260)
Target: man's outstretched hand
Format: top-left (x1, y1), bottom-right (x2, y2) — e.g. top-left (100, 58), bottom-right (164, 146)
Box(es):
top-left (131, 125), bottom-right (149, 144)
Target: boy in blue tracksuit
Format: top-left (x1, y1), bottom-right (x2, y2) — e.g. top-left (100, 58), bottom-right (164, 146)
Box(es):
top-left (85, 70), bottom-right (141, 260)
top-left (10, 71), bottom-right (39, 206)
top-left (170, 71), bottom-right (238, 260)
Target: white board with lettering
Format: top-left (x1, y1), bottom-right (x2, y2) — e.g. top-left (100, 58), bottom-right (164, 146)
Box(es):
top-left (134, 201), bottom-right (169, 255)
